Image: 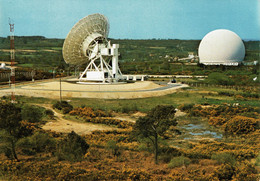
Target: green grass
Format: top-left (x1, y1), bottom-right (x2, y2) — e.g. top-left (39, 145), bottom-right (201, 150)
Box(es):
top-left (168, 156), bottom-right (191, 168)
top-left (63, 114), bottom-right (86, 123)
top-left (51, 47), bottom-right (62, 50)
top-left (13, 91), bottom-right (200, 112)
top-left (19, 63), bottom-right (34, 67)
top-left (15, 95), bottom-right (55, 105)
top-left (69, 91), bottom-right (201, 113)
top-left (69, 90), bottom-right (257, 113)
top-left (10, 86), bottom-right (259, 113)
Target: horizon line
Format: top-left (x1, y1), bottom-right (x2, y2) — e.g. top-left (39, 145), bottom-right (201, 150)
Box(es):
top-left (0, 36), bottom-right (260, 42)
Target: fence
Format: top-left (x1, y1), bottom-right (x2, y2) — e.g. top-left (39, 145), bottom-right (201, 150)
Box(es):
top-left (184, 82), bottom-right (258, 91)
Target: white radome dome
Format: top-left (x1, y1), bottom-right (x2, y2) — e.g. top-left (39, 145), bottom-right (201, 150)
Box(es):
top-left (198, 29), bottom-right (245, 66)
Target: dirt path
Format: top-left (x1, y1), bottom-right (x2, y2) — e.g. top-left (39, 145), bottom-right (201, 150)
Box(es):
top-left (39, 104), bottom-right (115, 135)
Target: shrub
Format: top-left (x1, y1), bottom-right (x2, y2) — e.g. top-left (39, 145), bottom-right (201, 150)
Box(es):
top-left (121, 104), bottom-right (138, 113)
top-left (240, 92), bottom-right (259, 99)
top-left (184, 140), bottom-right (259, 161)
top-left (233, 162), bottom-right (259, 181)
top-left (188, 104), bottom-right (258, 118)
top-left (138, 143), bottom-right (149, 152)
top-left (52, 101), bottom-right (73, 114)
top-left (62, 107), bottom-right (72, 114)
top-left (45, 109), bottom-right (54, 119)
top-left (84, 117), bottom-right (134, 128)
top-left (95, 109), bottom-right (108, 117)
top-left (106, 140), bottom-right (121, 157)
top-left (218, 91), bottom-right (235, 97)
top-left (69, 107), bottom-right (110, 118)
top-left (255, 153), bottom-right (260, 166)
top-left (224, 116), bottom-right (259, 136)
top-left (21, 105), bottom-right (44, 123)
top-left (211, 153), bottom-right (236, 166)
top-left (209, 116), bottom-right (227, 126)
top-left (168, 156), bottom-right (191, 168)
top-left (159, 146), bottom-right (181, 163)
top-left (178, 103), bottom-right (194, 112)
top-left (17, 132), bottom-right (56, 155)
top-left (235, 95), bottom-right (244, 100)
top-left (213, 164), bottom-right (235, 181)
top-left (206, 72), bottom-right (234, 85)
top-left (70, 107), bottom-right (95, 117)
top-left (19, 120), bottom-right (39, 136)
top-left (0, 146), bottom-right (12, 159)
top-left (159, 154), bottom-right (173, 163)
top-left (56, 131), bottom-right (89, 162)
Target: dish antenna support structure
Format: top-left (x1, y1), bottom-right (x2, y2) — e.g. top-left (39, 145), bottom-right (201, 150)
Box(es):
top-left (63, 14), bottom-right (123, 83)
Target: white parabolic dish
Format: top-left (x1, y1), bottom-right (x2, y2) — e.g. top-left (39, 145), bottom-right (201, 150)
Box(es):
top-left (198, 29), bottom-right (245, 65)
top-left (62, 13), bottom-right (109, 65)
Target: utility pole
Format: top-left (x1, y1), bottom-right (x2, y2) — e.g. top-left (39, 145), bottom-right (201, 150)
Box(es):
top-left (59, 60), bottom-right (62, 102)
top-left (9, 18), bottom-right (15, 103)
top-left (60, 73), bottom-right (62, 102)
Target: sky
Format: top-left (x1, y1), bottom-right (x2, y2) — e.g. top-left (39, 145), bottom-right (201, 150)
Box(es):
top-left (0, 0), bottom-right (259, 40)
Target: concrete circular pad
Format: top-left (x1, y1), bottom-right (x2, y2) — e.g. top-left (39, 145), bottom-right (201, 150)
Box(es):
top-left (0, 78), bottom-right (188, 99)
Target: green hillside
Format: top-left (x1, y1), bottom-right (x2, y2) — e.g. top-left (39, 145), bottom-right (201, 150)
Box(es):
top-left (0, 36), bottom-right (259, 75)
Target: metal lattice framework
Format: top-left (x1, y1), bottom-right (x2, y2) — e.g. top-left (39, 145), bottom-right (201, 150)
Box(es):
top-left (63, 14), bottom-right (109, 65)
top-left (9, 18), bottom-right (15, 102)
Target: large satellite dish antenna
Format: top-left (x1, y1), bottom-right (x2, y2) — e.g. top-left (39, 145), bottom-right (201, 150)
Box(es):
top-left (63, 13), bottom-right (123, 83)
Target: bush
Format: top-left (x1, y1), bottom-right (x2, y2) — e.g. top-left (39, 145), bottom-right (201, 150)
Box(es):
top-left (240, 92), bottom-right (259, 99)
top-left (17, 132), bottom-right (56, 155)
top-left (159, 154), bottom-right (173, 163)
top-left (188, 104), bottom-right (257, 118)
top-left (255, 153), bottom-right (260, 167)
top-left (52, 101), bottom-right (73, 114)
top-left (69, 107), bottom-right (111, 118)
top-left (214, 164), bottom-right (235, 181)
top-left (0, 146), bottom-right (12, 159)
top-left (233, 162), bottom-right (259, 180)
top-left (106, 140), bottom-right (120, 157)
top-left (84, 117), bottom-right (134, 129)
top-left (211, 153), bottom-right (236, 166)
top-left (159, 146), bottom-right (181, 163)
top-left (138, 143), bottom-right (149, 152)
top-left (168, 156), bottom-right (191, 168)
top-left (224, 116), bottom-right (259, 136)
top-left (62, 107), bottom-right (72, 114)
top-left (121, 104), bottom-right (138, 113)
top-left (184, 140), bottom-right (258, 161)
top-left (209, 116), bottom-right (227, 126)
top-left (56, 131), bottom-right (89, 162)
top-left (178, 103), bottom-right (194, 112)
top-left (218, 91), bottom-right (235, 97)
top-left (45, 109), bottom-right (54, 119)
top-left (206, 72), bottom-right (234, 85)
top-left (21, 105), bottom-right (44, 123)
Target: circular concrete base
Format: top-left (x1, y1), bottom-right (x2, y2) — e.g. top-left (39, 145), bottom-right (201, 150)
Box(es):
top-left (76, 81), bottom-right (127, 85)
top-left (0, 78), bottom-right (188, 99)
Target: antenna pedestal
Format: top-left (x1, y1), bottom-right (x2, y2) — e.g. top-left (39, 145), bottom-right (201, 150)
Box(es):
top-left (78, 43), bottom-right (123, 83)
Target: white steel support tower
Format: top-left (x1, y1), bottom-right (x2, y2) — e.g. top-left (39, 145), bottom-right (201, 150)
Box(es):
top-left (78, 41), bottom-right (122, 83)
top-left (9, 18), bottom-right (15, 102)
